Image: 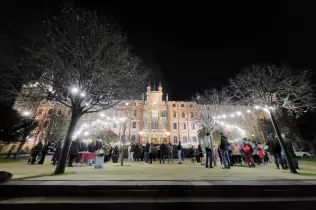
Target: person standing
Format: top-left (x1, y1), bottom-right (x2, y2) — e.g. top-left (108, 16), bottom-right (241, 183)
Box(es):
top-left (129, 143), bottom-right (135, 162)
top-left (198, 143), bottom-right (204, 165)
top-left (68, 139), bottom-right (81, 167)
top-left (160, 140), bottom-right (167, 164)
top-left (29, 141), bottom-right (43, 164)
top-left (38, 141), bottom-right (53, 164)
top-left (52, 139), bottom-right (63, 165)
top-left (266, 134), bottom-right (286, 170)
top-left (220, 133), bottom-right (230, 169)
top-left (177, 141), bottom-right (182, 164)
top-left (144, 141), bottom-right (150, 163)
top-left (282, 133), bottom-right (299, 169)
top-left (217, 145), bottom-right (223, 165)
top-left (205, 139), bottom-right (213, 168)
top-left (167, 143), bottom-right (174, 164)
top-left (134, 143), bottom-right (140, 161)
top-left (257, 147), bottom-right (265, 165)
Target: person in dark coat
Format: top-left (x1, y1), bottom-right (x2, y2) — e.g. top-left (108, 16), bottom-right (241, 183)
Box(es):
top-left (134, 143), bottom-right (140, 161)
top-left (266, 134), bottom-right (285, 169)
top-left (52, 139), bottom-right (63, 165)
top-left (144, 142), bottom-right (150, 163)
top-left (68, 139), bottom-right (81, 167)
top-left (220, 133), bottom-right (231, 169)
top-left (282, 133), bottom-right (299, 169)
top-left (38, 141), bottom-right (53, 164)
top-left (160, 139), bottom-right (168, 164)
top-left (28, 141), bottom-right (43, 164)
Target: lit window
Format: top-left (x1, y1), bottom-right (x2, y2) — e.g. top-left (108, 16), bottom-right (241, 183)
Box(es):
top-left (173, 136), bottom-right (178, 144)
top-left (172, 104), bottom-right (176, 107)
top-left (183, 136), bottom-right (187, 144)
top-left (160, 110), bottom-right (167, 117)
top-left (191, 122), bottom-right (196, 130)
top-left (152, 121), bottom-right (158, 129)
top-left (181, 112), bottom-right (185, 118)
top-left (142, 120), bottom-right (148, 129)
top-left (161, 121), bottom-right (167, 129)
top-left (152, 110), bottom-right (158, 118)
top-left (192, 136), bottom-right (197, 143)
top-left (173, 123), bottom-right (177, 130)
top-left (132, 122), bottom-right (137, 129)
top-left (182, 123), bottom-right (187, 130)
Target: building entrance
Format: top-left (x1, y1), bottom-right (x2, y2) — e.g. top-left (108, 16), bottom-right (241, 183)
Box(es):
top-left (151, 138), bottom-right (158, 144)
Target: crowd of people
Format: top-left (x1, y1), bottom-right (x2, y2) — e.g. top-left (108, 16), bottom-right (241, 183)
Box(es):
top-left (27, 132), bottom-right (299, 171)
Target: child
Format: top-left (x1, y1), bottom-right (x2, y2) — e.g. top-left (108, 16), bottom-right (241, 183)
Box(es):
top-left (257, 148), bottom-right (265, 165)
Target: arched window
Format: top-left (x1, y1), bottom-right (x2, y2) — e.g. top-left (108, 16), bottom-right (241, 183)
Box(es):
top-left (132, 122), bottom-right (137, 129)
top-left (181, 112), bottom-right (185, 118)
top-left (131, 135), bottom-right (136, 143)
top-left (183, 136), bottom-right (187, 144)
top-left (173, 136), bottom-right (178, 144)
top-left (192, 136), bottom-right (197, 144)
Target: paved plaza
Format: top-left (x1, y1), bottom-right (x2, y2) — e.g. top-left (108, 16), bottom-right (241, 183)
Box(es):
top-left (1, 156), bottom-right (316, 181)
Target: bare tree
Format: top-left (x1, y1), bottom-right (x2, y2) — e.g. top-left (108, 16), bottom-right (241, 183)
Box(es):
top-left (99, 130), bottom-right (118, 145)
top-left (43, 108), bottom-right (69, 143)
top-left (10, 117), bottom-right (38, 159)
top-left (229, 64), bottom-right (316, 173)
top-left (194, 89), bottom-right (249, 166)
top-left (1, 6), bottom-right (149, 174)
top-left (119, 119), bottom-right (128, 166)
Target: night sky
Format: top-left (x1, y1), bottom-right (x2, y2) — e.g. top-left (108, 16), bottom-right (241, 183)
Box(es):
top-left (1, 1), bottom-right (316, 101)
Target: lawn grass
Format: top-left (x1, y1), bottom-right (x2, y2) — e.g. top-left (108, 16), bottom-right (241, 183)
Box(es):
top-left (12, 171), bottom-right (76, 180)
top-left (299, 158), bottom-right (316, 163)
top-left (0, 158), bottom-right (20, 164)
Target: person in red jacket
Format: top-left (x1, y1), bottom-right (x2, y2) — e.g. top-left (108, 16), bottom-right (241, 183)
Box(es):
top-left (257, 148), bottom-right (265, 165)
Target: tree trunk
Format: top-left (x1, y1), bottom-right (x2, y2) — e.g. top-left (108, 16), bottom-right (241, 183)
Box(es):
top-left (120, 139), bottom-right (125, 166)
top-left (269, 111), bottom-right (298, 174)
top-left (54, 110), bottom-right (82, 175)
top-left (210, 131), bottom-right (217, 167)
top-left (13, 139), bottom-right (26, 159)
top-left (6, 145), bottom-right (16, 159)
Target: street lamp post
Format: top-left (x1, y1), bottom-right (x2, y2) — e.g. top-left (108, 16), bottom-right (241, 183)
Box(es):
top-left (256, 105), bottom-right (298, 174)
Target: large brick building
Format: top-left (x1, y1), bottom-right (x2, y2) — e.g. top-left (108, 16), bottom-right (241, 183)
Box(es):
top-left (79, 83), bottom-right (200, 146)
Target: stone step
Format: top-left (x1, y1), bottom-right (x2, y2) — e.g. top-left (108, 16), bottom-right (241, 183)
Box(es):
top-left (1, 180), bottom-right (316, 198)
top-left (0, 196), bottom-right (316, 209)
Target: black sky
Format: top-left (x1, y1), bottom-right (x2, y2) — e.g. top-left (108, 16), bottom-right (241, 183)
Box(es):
top-left (1, 0), bottom-right (316, 100)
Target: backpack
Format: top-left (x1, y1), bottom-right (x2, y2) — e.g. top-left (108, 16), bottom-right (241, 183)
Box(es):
top-left (244, 145), bottom-right (251, 153)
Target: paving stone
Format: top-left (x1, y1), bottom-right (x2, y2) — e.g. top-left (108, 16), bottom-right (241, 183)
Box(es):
top-left (0, 197), bottom-right (25, 204)
top-left (14, 197), bottom-right (47, 203)
top-left (190, 181), bottom-right (213, 185)
top-left (173, 181), bottom-right (192, 185)
top-left (302, 180), bottom-right (316, 184)
top-left (39, 181), bottom-right (67, 185)
top-left (138, 181), bottom-right (176, 185)
top-left (79, 181), bottom-right (139, 186)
